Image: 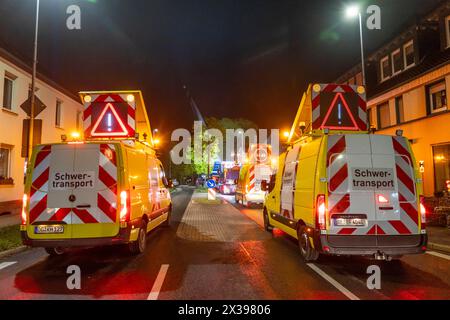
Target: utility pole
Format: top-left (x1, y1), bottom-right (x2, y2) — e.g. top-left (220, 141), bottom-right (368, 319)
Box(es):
top-left (28, 0), bottom-right (40, 160)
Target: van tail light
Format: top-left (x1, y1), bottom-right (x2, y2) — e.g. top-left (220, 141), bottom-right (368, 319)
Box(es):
top-left (419, 195), bottom-right (426, 229)
top-left (21, 194), bottom-right (28, 225)
top-left (316, 194), bottom-right (327, 230)
top-left (120, 190), bottom-right (130, 222)
top-left (377, 194), bottom-right (389, 203)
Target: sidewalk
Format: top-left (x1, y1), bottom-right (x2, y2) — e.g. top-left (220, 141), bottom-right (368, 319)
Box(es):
top-left (427, 226), bottom-right (450, 254)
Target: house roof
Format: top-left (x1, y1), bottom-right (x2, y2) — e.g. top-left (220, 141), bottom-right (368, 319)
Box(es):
top-left (0, 44), bottom-right (80, 103)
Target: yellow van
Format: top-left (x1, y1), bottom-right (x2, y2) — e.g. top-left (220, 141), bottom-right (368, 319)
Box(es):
top-left (20, 141), bottom-right (171, 255)
top-left (20, 90), bottom-right (171, 256)
top-left (262, 84), bottom-right (427, 261)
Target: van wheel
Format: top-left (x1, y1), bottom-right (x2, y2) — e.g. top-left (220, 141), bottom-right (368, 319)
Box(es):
top-left (298, 226), bottom-right (319, 262)
top-left (162, 206), bottom-right (172, 227)
top-left (263, 210), bottom-right (273, 232)
top-left (129, 221), bottom-right (147, 255)
top-left (45, 247), bottom-right (66, 257)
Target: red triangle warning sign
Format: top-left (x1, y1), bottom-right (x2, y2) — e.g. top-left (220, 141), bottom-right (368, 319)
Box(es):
top-left (320, 92), bottom-right (359, 130)
top-left (90, 103), bottom-right (129, 137)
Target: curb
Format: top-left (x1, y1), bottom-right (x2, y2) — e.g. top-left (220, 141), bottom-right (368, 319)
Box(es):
top-left (0, 246), bottom-right (28, 259)
top-left (428, 242), bottom-right (450, 254)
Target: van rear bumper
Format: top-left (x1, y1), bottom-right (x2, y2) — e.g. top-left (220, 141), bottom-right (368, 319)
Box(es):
top-left (318, 234), bottom-right (428, 256)
top-left (21, 223), bottom-right (135, 248)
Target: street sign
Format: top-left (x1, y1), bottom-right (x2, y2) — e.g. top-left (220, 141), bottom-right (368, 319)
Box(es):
top-left (206, 179), bottom-right (216, 189)
top-left (20, 95), bottom-right (47, 117)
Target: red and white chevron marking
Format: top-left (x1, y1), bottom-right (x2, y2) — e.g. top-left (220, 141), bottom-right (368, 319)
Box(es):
top-left (311, 83), bottom-right (367, 131)
top-left (389, 136), bottom-right (418, 234)
top-left (83, 94), bottom-right (136, 138)
top-left (29, 144), bottom-right (118, 224)
top-left (326, 135), bottom-right (352, 235)
top-left (248, 165), bottom-right (256, 193)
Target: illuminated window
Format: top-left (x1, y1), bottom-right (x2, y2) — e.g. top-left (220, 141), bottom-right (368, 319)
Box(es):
top-left (428, 81), bottom-right (447, 114)
top-left (380, 56), bottom-right (390, 81)
top-left (391, 49), bottom-right (402, 75)
top-left (433, 144), bottom-right (450, 193)
top-left (0, 146), bottom-right (12, 183)
top-left (377, 102), bottom-right (391, 129)
top-left (403, 40), bottom-right (415, 68)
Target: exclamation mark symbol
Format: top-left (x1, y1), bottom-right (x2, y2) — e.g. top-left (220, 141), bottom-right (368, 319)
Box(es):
top-left (107, 113), bottom-right (112, 132)
top-left (338, 102), bottom-right (342, 125)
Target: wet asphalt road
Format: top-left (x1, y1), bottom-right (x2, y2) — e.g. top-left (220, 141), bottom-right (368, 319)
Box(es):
top-left (0, 187), bottom-right (449, 300)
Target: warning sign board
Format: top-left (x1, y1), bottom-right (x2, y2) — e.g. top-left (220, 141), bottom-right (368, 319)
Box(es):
top-left (81, 93), bottom-right (136, 139)
top-left (90, 103), bottom-right (129, 137)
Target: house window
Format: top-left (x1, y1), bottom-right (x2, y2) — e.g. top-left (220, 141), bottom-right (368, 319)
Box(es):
top-left (395, 96), bottom-right (405, 124)
top-left (380, 56), bottom-right (390, 81)
top-left (377, 102), bottom-right (391, 129)
top-left (391, 49), bottom-right (402, 75)
top-left (2, 76), bottom-right (14, 110)
top-left (433, 144), bottom-right (450, 193)
top-left (0, 146), bottom-right (12, 184)
top-left (428, 81), bottom-right (447, 114)
top-left (55, 100), bottom-right (62, 127)
top-left (403, 40), bottom-right (415, 68)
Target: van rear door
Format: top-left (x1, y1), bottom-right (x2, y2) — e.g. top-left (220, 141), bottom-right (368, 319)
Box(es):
top-left (326, 135), bottom-right (377, 245)
top-left (326, 135), bottom-right (420, 245)
top-left (29, 143), bottom-right (119, 240)
top-left (69, 143), bottom-right (119, 238)
top-left (372, 135), bottom-right (420, 246)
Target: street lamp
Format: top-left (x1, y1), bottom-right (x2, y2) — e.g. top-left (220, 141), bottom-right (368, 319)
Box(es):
top-left (345, 4), bottom-right (366, 87)
top-left (28, 0), bottom-right (40, 161)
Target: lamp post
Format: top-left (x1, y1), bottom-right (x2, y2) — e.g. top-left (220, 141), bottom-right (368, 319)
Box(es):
top-left (346, 5), bottom-right (366, 87)
top-left (28, 0), bottom-right (40, 160)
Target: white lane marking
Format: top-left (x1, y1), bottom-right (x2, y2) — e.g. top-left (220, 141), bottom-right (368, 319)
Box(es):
top-left (307, 263), bottom-right (360, 300)
top-left (426, 251), bottom-right (450, 261)
top-left (147, 264), bottom-right (169, 300)
top-left (0, 262), bottom-right (17, 270)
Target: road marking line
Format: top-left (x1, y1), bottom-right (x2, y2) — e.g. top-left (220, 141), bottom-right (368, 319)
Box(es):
top-left (307, 263), bottom-right (360, 300)
top-left (147, 264), bottom-right (169, 300)
top-left (0, 262), bottom-right (17, 270)
top-left (426, 251), bottom-right (450, 261)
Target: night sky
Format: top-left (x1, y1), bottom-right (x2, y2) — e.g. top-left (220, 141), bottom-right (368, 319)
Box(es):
top-left (0, 0), bottom-right (441, 143)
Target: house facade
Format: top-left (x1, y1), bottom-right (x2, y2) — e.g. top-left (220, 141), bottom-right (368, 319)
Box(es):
top-left (335, 0), bottom-right (450, 197)
top-left (0, 47), bottom-right (83, 213)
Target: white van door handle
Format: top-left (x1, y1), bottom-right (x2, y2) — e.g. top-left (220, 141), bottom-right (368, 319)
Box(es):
top-left (76, 204), bottom-right (91, 209)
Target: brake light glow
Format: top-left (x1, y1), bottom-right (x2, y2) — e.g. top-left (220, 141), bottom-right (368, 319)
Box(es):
top-left (120, 190), bottom-right (130, 222)
top-left (21, 194), bottom-right (28, 225)
top-left (419, 195), bottom-right (426, 228)
top-left (377, 194), bottom-right (389, 203)
top-left (316, 194), bottom-right (326, 230)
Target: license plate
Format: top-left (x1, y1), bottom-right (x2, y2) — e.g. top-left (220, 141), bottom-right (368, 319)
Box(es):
top-left (333, 214), bottom-right (367, 227)
top-left (34, 225), bottom-right (64, 234)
